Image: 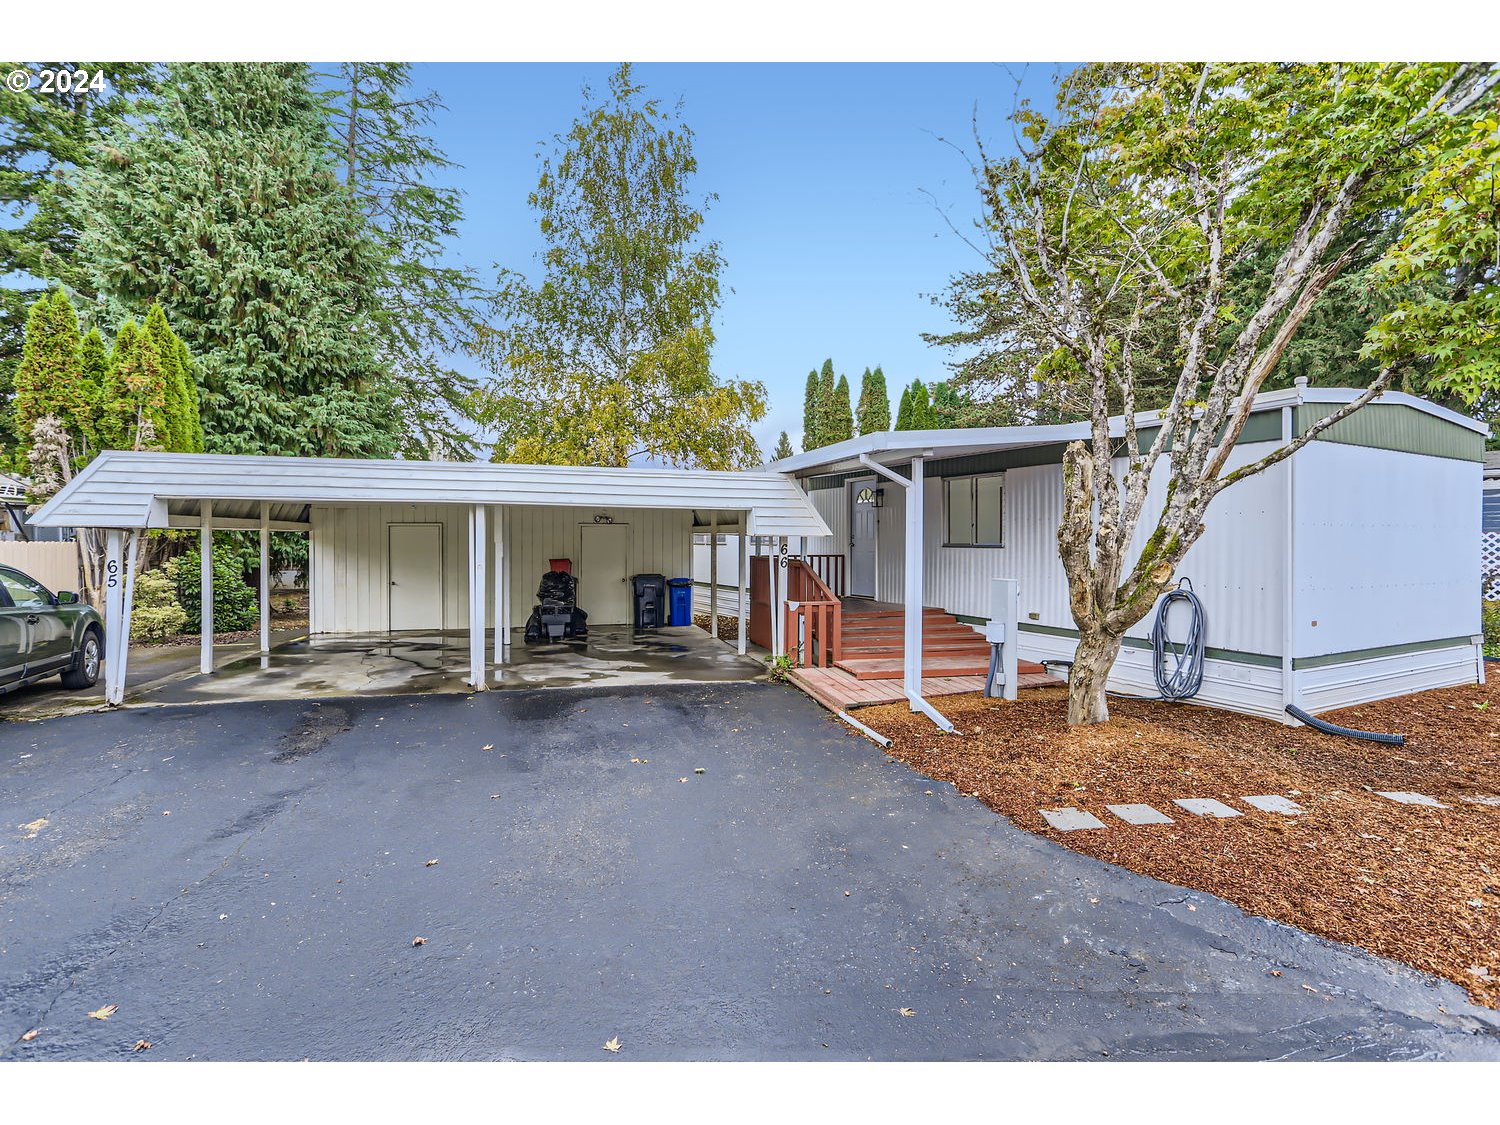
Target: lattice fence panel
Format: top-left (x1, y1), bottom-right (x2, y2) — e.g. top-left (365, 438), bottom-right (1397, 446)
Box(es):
top-left (1483, 532), bottom-right (1500, 599)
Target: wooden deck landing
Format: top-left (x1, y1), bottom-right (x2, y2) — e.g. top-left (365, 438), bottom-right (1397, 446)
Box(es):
top-left (789, 665), bottom-right (1060, 713)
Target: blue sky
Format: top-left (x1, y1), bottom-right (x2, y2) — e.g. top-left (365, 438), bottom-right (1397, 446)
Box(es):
top-left (416, 62), bottom-right (1068, 453)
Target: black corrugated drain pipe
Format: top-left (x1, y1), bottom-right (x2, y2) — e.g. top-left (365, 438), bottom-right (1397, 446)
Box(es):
top-left (1285, 704), bottom-right (1405, 746)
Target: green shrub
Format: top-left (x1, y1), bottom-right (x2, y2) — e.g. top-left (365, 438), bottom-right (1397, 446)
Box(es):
top-left (130, 569), bottom-right (189, 642)
top-left (1484, 600), bottom-right (1500, 659)
top-left (172, 548), bottom-right (258, 633)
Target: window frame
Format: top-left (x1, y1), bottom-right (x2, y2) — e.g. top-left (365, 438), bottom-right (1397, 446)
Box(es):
top-left (942, 472), bottom-right (1005, 548)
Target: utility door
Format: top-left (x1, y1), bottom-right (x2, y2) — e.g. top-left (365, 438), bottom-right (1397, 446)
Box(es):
top-left (579, 523), bottom-right (632, 625)
top-left (848, 478), bottom-right (879, 598)
top-left (388, 523), bottom-right (444, 631)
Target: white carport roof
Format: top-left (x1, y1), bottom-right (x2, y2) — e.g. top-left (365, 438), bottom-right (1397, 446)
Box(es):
top-left (29, 450), bottom-right (831, 538)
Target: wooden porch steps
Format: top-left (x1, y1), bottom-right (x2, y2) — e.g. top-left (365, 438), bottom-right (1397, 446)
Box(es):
top-left (833, 601), bottom-right (1047, 682)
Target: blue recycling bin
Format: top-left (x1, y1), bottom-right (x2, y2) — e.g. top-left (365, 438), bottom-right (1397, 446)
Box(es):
top-left (667, 578), bottom-right (693, 626)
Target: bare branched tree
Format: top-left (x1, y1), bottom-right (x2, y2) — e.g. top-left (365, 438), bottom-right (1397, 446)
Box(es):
top-left (974, 62), bottom-right (1498, 724)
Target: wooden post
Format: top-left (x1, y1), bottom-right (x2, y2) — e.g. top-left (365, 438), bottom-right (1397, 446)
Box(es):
top-left (737, 515), bottom-right (749, 656)
top-left (468, 504), bottom-right (487, 690)
top-left (709, 516), bottom-right (718, 639)
top-left (259, 501), bottom-right (271, 654)
top-left (200, 500), bottom-right (214, 675)
top-left (103, 529), bottom-right (125, 705)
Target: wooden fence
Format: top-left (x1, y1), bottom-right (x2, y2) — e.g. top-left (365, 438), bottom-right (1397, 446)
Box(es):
top-left (0, 540), bottom-right (81, 595)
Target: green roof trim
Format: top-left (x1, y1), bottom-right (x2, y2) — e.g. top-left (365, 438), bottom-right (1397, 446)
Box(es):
top-left (801, 399), bottom-right (1480, 492)
top-left (1295, 402), bottom-right (1484, 462)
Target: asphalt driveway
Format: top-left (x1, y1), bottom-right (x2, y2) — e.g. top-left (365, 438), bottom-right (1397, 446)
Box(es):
top-left (2, 682), bottom-right (1497, 1060)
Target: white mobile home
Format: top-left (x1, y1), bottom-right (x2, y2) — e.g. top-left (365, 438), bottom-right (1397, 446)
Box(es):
top-left (768, 386), bottom-right (1486, 724)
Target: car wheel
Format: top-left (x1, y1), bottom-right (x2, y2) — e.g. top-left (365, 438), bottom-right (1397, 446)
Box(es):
top-left (60, 629), bottom-right (102, 690)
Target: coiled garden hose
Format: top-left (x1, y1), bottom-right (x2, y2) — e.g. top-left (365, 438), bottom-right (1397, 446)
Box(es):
top-left (1150, 579), bottom-right (1206, 702)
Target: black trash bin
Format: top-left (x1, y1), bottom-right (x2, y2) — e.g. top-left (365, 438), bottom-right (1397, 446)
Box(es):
top-left (631, 573), bottom-right (667, 631)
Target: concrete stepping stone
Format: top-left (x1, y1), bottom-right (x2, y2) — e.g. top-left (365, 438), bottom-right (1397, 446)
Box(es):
top-left (1242, 794), bottom-right (1305, 815)
top-left (1039, 807), bottom-right (1106, 831)
top-left (1106, 803), bottom-right (1174, 825)
top-left (1172, 798), bottom-right (1242, 819)
top-left (1375, 791), bottom-right (1449, 809)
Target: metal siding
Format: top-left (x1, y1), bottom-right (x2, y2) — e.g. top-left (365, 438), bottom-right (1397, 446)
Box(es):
top-left (1291, 441), bottom-right (1480, 660)
top-left (1295, 643), bottom-right (1481, 712)
top-left (915, 446), bottom-right (1286, 657)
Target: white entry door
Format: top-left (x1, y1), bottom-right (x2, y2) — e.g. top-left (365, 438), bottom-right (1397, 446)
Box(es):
top-left (388, 523), bottom-right (444, 631)
top-left (579, 523), bottom-right (632, 625)
top-left (849, 478), bottom-right (878, 598)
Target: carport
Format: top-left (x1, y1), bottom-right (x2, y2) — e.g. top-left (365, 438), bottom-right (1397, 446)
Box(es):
top-left (28, 451), bottom-right (830, 705)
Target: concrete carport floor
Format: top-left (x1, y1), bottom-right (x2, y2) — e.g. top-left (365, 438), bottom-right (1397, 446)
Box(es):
top-left (2, 681), bottom-right (1496, 1061)
top-left (139, 626), bottom-right (768, 705)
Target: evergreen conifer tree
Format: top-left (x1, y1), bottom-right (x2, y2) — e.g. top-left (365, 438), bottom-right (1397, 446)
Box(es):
top-left (10, 289), bottom-right (88, 467)
top-left (816, 359), bottom-right (837, 444)
top-left (895, 384), bottom-right (913, 430)
top-left (856, 366), bottom-right (891, 434)
top-left (98, 320), bottom-right (170, 450)
top-left (771, 431), bottom-right (795, 460)
top-left (77, 326), bottom-right (109, 454)
top-left (828, 373), bottom-right (854, 444)
top-left (71, 62), bottom-right (398, 458)
top-left (801, 369), bottom-right (823, 450)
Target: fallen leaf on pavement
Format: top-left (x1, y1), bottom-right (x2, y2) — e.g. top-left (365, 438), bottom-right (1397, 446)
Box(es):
top-left (19, 818), bottom-right (47, 839)
top-left (88, 1005), bottom-right (118, 1021)
top-left (489, 794), bottom-right (501, 800)
top-left (133, 1039), bottom-right (152, 1052)
top-left (425, 859), bottom-right (438, 867)
top-left (411, 937), bottom-right (427, 947)
top-left (898, 1008), bottom-right (916, 1017)
top-left (678, 777), bottom-right (689, 783)
top-left (603, 1037), bottom-right (622, 1053)
top-left (482, 744), bottom-right (495, 751)
top-left (20, 1028), bottom-right (39, 1042)
top-left (1301, 984), bottom-right (1318, 993)
top-left (694, 768), bottom-right (706, 775)
top-left (1268, 970), bottom-right (1283, 977)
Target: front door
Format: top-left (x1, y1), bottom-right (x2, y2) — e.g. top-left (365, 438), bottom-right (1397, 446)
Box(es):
top-left (849, 478), bottom-right (878, 598)
top-left (388, 523), bottom-right (444, 631)
top-left (579, 523), bottom-right (631, 625)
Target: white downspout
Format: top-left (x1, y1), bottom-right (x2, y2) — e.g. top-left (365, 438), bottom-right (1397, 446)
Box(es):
top-left (492, 503), bottom-right (506, 672)
top-left (858, 453), bottom-right (955, 733)
top-left (1282, 384), bottom-right (1302, 722)
top-left (468, 504), bottom-right (488, 690)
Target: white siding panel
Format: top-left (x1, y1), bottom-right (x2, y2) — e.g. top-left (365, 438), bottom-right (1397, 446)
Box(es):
top-left (1296, 644), bottom-right (1482, 713)
top-left (310, 502), bottom-right (693, 634)
top-left (1291, 442), bottom-right (1480, 659)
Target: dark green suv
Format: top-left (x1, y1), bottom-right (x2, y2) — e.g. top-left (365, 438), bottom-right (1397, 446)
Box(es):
top-left (0, 564), bottom-right (104, 695)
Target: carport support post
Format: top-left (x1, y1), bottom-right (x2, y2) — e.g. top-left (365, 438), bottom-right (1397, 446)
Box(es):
top-left (501, 510), bottom-right (513, 669)
top-left (200, 500), bottom-right (214, 675)
top-left (709, 516), bottom-right (718, 635)
top-left (737, 515), bottom-right (748, 655)
top-left (259, 501), bottom-right (270, 654)
top-left (467, 504), bottom-right (488, 690)
top-left (102, 529), bottom-right (125, 705)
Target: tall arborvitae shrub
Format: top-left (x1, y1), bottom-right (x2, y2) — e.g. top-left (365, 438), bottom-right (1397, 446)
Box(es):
top-left (828, 373), bottom-right (854, 444)
top-left (856, 366), bottom-right (891, 435)
top-left (801, 369), bottom-right (823, 450)
top-left (10, 289), bottom-right (89, 466)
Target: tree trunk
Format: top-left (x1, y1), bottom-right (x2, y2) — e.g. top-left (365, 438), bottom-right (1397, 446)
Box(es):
top-left (1067, 621), bottom-right (1124, 726)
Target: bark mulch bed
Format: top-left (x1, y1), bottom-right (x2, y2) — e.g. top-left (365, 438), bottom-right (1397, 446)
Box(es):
top-left (858, 683), bottom-right (1500, 1007)
top-left (693, 612), bottom-right (741, 644)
